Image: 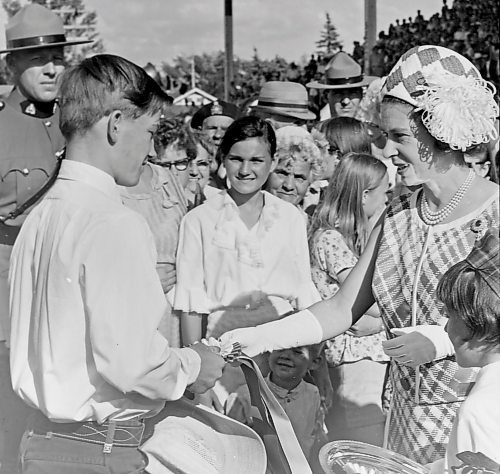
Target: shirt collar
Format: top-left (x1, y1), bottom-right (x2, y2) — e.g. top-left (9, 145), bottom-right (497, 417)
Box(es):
top-left (58, 160), bottom-right (122, 204)
top-left (265, 373), bottom-right (303, 401)
top-left (6, 86), bottom-right (57, 118)
top-left (475, 359), bottom-right (500, 390)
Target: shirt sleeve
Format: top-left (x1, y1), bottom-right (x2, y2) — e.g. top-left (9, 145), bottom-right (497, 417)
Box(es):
top-left (445, 399), bottom-right (500, 471)
top-left (174, 212), bottom-right (212, 313)
top-left (290, 208), bottom-right (321, 309)
top-left (314, 229), bottom-right (358, 279)
top-left (82, 212), bottom-right (201, 401)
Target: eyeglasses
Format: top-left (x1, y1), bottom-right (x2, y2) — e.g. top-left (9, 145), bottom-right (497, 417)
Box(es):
top-left (149, 157), bottom-right (194, 171)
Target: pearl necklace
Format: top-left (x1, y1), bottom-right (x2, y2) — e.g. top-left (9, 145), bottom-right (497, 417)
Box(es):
top-left (420, 169), bottom-right (475, 225)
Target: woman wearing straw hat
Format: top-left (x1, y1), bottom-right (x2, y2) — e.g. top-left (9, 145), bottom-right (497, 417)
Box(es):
top-left (222, 45), bottom-right (499, 464)
top-left (0, 4), bottom-right (90, 471)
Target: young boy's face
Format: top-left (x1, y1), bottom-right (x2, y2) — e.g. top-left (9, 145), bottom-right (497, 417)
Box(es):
top-left (268, 347), bottom-right (315, 387)
top-left (446, 309), bottom-right (484, 368)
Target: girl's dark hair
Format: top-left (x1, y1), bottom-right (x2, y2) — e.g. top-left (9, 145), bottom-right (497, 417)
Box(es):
top-left (437, 261), bottom-right (500, 349)
top-left (219, 116), bottom-right (276, 158)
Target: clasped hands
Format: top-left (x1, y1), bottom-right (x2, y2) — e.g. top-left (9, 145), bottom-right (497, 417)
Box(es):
top-left (382, 325), bottom-right (455, 368)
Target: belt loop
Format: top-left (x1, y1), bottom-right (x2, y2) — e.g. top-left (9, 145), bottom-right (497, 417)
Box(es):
top-left (103, 421), bottom-right (116, 454)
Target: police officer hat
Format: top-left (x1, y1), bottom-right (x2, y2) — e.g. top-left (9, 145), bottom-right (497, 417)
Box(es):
top-left (191, 100), bottom-right (240, 130)
top-left (307, 51), bottom-right (377, 90)
top-left (0, 4), bottom-right (92, 54)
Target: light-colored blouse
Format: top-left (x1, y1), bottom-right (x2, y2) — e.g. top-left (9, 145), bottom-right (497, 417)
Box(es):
top-left (174, 190), bottom-right (320, 316)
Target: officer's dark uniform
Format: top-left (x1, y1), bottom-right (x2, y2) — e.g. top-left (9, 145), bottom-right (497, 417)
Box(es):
top-left (0, 87), bottom-right (64, 473)
top-left (0, 86), bottom-right (64, 333)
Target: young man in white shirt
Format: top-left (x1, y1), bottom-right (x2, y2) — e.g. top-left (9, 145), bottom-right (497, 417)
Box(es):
top-left (9, 54), bottom-right (225, 474)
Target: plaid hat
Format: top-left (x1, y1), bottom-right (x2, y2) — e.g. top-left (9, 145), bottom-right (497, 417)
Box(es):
top-left (191, 100), bottom-right (240, 129)
top-left (382, 45), bottom-right (498, 151)
top-left (465, 227), bottom-right (500, 298)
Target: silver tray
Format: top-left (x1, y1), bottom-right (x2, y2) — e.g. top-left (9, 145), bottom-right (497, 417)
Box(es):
top-left (319, 440), bottom-right (430, 474)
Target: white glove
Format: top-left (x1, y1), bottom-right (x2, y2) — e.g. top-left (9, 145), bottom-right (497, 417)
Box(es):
top-left (382, 324), bottom-right (455, 368)
top-left (219, 309), bottom-right (323, 358)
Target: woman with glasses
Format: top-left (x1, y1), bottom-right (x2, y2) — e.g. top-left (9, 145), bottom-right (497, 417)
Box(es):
top-left (120, 116), bottom-right (193, 347)
top-left (150, 117), bottom-right (215, 209)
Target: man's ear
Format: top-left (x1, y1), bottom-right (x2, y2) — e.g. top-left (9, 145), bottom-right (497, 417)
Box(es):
top-left (5, 53), bottom-right (16, 73)
top-left (107, 110), bottom-right (123, 145)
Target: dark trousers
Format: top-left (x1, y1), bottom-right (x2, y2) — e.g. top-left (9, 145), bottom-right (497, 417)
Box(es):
top-left (0, 343), bottom-right (34, 474)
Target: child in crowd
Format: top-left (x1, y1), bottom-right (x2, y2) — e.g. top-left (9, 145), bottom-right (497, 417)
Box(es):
top-left (429, 228), bottom-right (500, 473)
top-left (309, 152), bottom-right (390, 446)
top-left (174, 116), bottom-right (320, 403)
top-left (226, 344), bottom-right (324, 463)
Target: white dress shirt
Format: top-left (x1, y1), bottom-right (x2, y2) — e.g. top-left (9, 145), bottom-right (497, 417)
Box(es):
top-left (9, 160), bottom-right (200, 423)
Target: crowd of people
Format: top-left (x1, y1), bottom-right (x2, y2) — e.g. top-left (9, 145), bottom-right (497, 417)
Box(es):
top-left (0, 3), bottom-right (499, 474)
top-left (374, 0), bottom-right (499, 85)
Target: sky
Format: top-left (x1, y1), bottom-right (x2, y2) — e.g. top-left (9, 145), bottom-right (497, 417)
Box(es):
top-left (1, 0), bottom-right (443, 67)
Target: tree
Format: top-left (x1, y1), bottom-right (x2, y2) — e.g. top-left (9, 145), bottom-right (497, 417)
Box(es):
top-left (2, 0), bottom-right (104, 65)
top-left (315, 12), bottom-right (342, 57)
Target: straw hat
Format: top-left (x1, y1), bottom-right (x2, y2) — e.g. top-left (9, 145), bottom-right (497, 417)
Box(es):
top-left (253, 81), bottom-right (316, 120)
top-left (307, 51), bottom-right (377, 90)
top-left (0, 4), bottom-right (91, 54)
top-left (140, 398), bottom-right (267, 474)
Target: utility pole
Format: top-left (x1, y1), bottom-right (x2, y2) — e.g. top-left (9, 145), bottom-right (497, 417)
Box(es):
top-left (364, 0), bottom-right (377, 74)
top-left (224, 0), bottom-right (233, 101)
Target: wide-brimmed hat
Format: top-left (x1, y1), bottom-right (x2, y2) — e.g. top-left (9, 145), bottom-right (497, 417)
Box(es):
top-left (252, 81), bottom-right (316, 120)
top-left (307, 51), bottom-right (377, 90)
top-left (140, 398), bottom-right (267, 474)
top-left (190, 100), bottom-right (241, 130)
top-left (0, 4), bottom-right (92, 54)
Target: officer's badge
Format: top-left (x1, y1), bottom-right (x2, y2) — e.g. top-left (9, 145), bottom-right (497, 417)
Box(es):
top-left (210, 101), bottom-right (223, 116)
top-left (24, 102), bottom-right (36, 115)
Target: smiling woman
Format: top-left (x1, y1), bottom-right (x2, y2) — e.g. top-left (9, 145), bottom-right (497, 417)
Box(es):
top-left (266, 126), bottom-right (322, 213)
top-left (220, 45), bottom-right (499, 466)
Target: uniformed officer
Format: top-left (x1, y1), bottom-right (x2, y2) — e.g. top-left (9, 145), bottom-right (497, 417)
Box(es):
top-left (190, 100), bottom-right (240, 187)
top-left (0, 4), bottom-right (90, 472)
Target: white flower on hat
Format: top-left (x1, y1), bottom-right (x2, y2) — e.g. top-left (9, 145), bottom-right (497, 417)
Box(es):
top-left (414, 70), bottom-right (499, 151)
